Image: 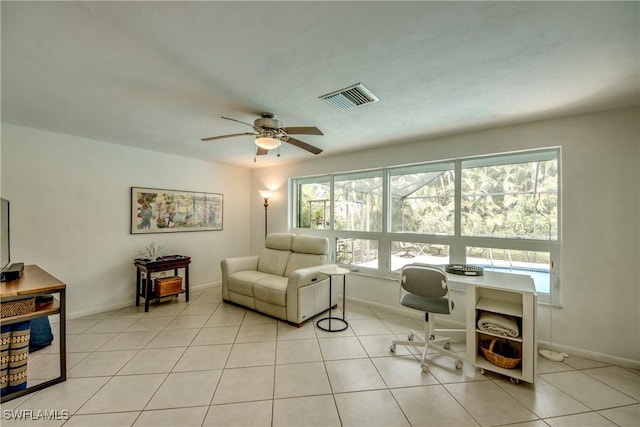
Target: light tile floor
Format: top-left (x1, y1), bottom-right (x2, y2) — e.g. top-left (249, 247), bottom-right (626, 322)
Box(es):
top-left (2, 286), bottom-right (639, 426)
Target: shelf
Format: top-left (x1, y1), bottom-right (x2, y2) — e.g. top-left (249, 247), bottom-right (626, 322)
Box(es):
top-left (476, 297), bottom-right (523, 317)
top-left (475, 329), bottom-right (523, 343)
top-left (0, 299), bottom-right (60, 325)
top-left (474, 356), bottom-right (524, 379)
top-left (140, 289), bottom-right (185, 299)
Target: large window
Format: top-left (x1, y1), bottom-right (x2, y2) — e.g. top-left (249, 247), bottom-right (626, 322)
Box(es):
top-left (291, 149), bottom-right (560, 296)
top-left (390, 163), bottom-right (455, 235)
top-left (295, 177), bottom-right (330, 229)
top-left (461, 153), bottom-right (558, 239)
top-left (334, 172), bottom-right (383, 232)
top-left (337, 238), bottom-right (379, 269)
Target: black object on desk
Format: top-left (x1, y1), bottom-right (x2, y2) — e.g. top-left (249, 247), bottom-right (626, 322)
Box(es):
top-left (445, 264), bottom-right (484, 276)
top-left (1, 262), bottom-right (24, 282)
top-left (134, 255), bottom-right (191, 312)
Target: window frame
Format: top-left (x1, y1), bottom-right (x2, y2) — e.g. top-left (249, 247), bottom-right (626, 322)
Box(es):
top-left (289, 148), bottom-right (561, 302)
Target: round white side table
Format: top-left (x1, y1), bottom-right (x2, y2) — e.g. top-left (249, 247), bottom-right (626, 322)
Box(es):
top-left (316, 267), bottom-right (350, 332)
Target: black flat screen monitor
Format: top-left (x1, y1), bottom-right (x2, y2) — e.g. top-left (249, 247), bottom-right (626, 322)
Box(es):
top-left (1, 198), bottom-right (9, 271)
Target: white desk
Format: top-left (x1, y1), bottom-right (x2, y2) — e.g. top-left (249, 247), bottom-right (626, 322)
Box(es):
top-left (448, 271), bottom-right (537, 384)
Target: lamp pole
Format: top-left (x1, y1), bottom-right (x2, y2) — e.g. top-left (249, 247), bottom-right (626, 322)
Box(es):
top-left (259, 191), bottom-right (271, 238)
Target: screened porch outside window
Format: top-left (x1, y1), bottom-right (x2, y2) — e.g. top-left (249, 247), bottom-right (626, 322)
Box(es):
top-left (290, 148), bottom-right (560, 298)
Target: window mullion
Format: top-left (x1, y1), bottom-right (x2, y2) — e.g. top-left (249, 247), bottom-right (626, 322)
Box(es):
top-left (450, 159), bottom-right (465, 263)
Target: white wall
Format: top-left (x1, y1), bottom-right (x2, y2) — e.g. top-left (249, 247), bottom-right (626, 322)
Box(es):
top-left (250, 107), bottom-right (640, 365)
top-left (1, 124), bottom-right (251, 317)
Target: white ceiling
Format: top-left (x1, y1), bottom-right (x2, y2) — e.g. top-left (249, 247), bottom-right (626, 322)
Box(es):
top-left (2, 1), bottom-right (639, 168)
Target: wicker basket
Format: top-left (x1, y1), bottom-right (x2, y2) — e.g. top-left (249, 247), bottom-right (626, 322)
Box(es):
top-left (155, 276), bottom-right (183, 297)
top-left (1, 298), bottom-right (36, 318)
top-left (479, 338), bottom-right (521, 369)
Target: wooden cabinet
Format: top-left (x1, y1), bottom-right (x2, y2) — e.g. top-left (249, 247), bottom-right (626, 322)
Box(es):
top-left (460, 272), bottom-right (537, 384)
top-left (134, 256), bottom-right (191, 312)
top-left (1, 265), bottom-right (66, 402)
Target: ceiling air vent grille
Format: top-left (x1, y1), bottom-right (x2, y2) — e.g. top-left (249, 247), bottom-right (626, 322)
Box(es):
top-left (320, 83), bottom-right (379, 111)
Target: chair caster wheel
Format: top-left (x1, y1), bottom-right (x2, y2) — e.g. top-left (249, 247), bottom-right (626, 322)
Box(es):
top-left (421, 363), bottom-right (429, 373)
top-left (429, 334), bottom-right (436, 341)
top-left (510, 377), bottom-right (520, 384)
top-left (444, 342), bottom-right (451, 350)
top-left (408, 334), bottom-right (414, 341)
top-left (476, 367), bottom-right (485, 375)
top-left (455, 360), bottom-right (463, 369)
top-left (390, 344), bottom-right (396, 353)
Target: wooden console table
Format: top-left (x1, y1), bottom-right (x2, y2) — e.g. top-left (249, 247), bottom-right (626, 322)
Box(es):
top-left (0, 265), bottom-right (66, 402)
top-left (134, 255), bottom-right (191, 312)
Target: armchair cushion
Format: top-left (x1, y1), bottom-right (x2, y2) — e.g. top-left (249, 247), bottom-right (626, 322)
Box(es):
top-left (291, 234), bottom-right (328, 255)
top-left (227, 270), bottom-right (274, 297)
top-left (258, 249), bottom-right (291, 276)
top-left (257, 233), bottom-right (294, 275)
top-left (285, 253), bottom-right (327, 277)
top-left (253, 276), bottom-right (288, 306)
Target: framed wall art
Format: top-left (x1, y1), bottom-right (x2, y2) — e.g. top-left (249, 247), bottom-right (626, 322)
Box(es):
top-left (131, 187), bottom-right (223, 234)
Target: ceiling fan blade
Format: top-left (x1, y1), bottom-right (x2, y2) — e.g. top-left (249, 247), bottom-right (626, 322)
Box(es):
top-left (201, 132), bottom-right (255, 142)
top-left (221, 116), bottom-right (255, 128)
top-left (256, 146), bottom-right (268, 156)
top-left (286, 136), bottom-right (323, 155)
top-left (283, 126), bottom-right (323, 135)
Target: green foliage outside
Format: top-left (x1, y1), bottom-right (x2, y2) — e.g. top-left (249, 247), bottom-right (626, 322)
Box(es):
top-left (295, 159), bottom-right (558, 265)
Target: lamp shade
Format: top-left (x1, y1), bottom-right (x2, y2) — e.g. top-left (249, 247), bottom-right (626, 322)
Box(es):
top-left (255, 136), bottom-right (281, 150)
top-left (259, 190), bottom-right (272, 199)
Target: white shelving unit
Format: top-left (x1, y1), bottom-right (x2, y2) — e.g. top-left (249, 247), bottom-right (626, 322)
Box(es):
top-left (455, 272), bottom-right (537, 384)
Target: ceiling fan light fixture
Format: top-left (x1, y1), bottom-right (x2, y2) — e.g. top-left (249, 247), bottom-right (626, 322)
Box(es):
top-left (255, 136), bottom-right (281, 150)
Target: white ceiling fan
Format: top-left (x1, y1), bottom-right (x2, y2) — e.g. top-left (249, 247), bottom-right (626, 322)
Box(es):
top-left (202, 112), bottom-right (323, 158)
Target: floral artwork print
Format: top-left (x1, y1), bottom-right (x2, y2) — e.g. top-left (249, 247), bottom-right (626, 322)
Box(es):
top-left (131, 188), bottom-right (223, 233)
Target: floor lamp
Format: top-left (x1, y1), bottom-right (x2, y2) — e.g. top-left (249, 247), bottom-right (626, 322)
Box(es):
top-left (259, 191), bottom-right (271, 238)
top-left (536, 196), bottom-right (567, 362)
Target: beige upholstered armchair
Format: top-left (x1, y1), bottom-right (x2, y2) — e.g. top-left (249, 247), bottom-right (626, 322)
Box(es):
top-left (221, 233), bottom-right (336, 326)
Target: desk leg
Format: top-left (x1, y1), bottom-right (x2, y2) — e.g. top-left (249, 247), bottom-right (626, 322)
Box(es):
top-left (342, 275), bottom-right (346, 321)
top-left (328, 275), bottom-right (333, 330)
top-left (135, 269), bottom-right (141, 307)
top-left (185, 266), bottom-right (190, 302)
top-left (59, 287), bottom-right (67, 381)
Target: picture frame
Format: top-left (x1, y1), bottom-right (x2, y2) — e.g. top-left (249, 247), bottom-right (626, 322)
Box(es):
top-left (131, 187), bottom-right (223, 234)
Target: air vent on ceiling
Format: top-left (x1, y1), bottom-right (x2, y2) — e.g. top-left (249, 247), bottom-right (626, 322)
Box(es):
top-left (319, 83), bottom-right (379, 111)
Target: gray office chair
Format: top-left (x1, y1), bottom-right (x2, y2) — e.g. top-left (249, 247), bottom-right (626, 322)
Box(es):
top-left (390, 263), bottom-right (464, 373)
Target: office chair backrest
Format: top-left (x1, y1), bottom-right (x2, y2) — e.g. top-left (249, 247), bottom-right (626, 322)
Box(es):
top-left (401, 264), bottom-right (449, 298)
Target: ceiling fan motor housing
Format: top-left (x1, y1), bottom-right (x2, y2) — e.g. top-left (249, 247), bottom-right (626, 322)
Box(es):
top-left (254, 112), bottom-right (283, 131)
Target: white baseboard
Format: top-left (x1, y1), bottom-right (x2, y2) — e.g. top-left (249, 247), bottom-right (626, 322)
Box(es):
top-left (537, 341), bottom-right (640, 370)
top-left (66, 300), bottom-right (132, 320)
top-left (65, 281), bottom-right (221, 320)
top-left (346, 296), bottom-right (640, 370)
top-left (191, 281), bottom-right (220, 291)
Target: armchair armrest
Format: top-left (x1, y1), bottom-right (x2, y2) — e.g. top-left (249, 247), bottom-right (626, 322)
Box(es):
top-left (221, 255), bottom-right (260, 276)
top-left (286, 264), bottom-right (337, 323)
top-left (287, 264), bottom-right (337, 289)
top-left (221, 255), bottom-right (260, 300)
